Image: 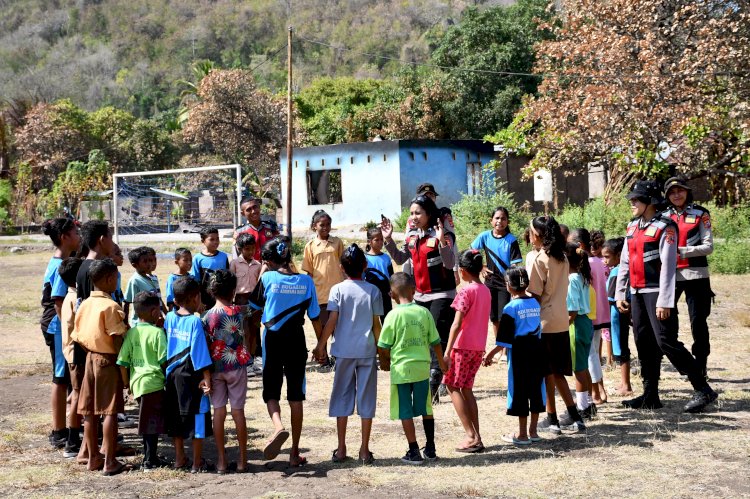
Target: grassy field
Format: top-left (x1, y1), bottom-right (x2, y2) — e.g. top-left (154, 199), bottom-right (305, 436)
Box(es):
top-left (0, 249), bottom-right (748, 498)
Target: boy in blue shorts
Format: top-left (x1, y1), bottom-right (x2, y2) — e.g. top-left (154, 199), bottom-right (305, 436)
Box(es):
top-left (313, 244), bottom-right (384, 465)
top-left (164, 276), bottom-right (213, 473)
top-left (378, 272), bottom-right (447, 465)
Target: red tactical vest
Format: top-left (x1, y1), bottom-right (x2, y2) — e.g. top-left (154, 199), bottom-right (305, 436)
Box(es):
top-left (626, 217), bottom-right (675, 289)
top-left (667, 206), bottom-right (709, 270)
top-left (234, 221), bottom-right (278, 261)
top-left (406, 230), bottom-right (456, 295)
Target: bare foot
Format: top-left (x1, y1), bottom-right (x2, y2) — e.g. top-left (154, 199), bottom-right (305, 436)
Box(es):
top-left (618, 387), bottom-right (634, 396)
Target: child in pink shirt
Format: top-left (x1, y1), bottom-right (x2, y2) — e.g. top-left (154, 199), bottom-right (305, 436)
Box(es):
top-left (443, 249), bottom-right (491, 453)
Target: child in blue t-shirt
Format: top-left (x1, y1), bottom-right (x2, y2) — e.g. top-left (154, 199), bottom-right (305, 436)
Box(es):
top-left (249, 237), bottom-right (322, 468)
top-left (191, 227), bottom-right (229, 310)
top-left (603, 237), bottom-right (632, 395)
top-left (166, 248), bottom-right (192, 311)
top-left (563, 244), bottom-right (594, 427)
top-left (364, 227), bottom-right (394, 319)
top-left (41, 217), bottom-right (81, 449)
top-left (471, 207), bottom-right (523, 359)
top-left (485, 268), bottom-right (543, 445)
top-left (313, 244), bottom-right (384, 465)
top-left (164, 276), bottom-right (213, 473)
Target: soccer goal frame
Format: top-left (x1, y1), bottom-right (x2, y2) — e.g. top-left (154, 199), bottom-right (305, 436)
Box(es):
top-left (112, 164), bottom-right (242, 243)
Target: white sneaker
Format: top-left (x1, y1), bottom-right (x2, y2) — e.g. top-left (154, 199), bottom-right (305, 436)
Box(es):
top-left (251, 357), bottom-right (263, 375)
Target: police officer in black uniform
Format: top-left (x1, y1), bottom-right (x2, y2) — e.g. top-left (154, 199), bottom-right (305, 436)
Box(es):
top-left (615, 180), bottom-right (717, 413)
top-left (663, 177), bottom-right (714, 379)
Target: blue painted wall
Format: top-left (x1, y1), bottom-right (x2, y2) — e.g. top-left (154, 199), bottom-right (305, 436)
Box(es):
top-left (281, 140), bottom-right (497, 230)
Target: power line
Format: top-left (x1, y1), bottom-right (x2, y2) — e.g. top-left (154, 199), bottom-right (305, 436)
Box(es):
top-left (297, 35), bottom-right (750, 81)
top-left (249, 44), bottom-right (288, 73)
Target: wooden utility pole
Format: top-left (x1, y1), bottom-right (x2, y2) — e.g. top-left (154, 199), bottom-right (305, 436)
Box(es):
top-left (285, 26), bottom-right (294, 238)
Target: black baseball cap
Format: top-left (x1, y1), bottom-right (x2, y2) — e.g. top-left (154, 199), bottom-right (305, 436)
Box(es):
top-left (626, 180), bottom-right (663, 205)
top-left (416, 183), bottom-right (439, 196)
top-left (664, 176), bottom-right (692, 195)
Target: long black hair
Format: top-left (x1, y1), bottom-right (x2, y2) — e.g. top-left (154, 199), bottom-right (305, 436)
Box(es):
top-left (261, 236), bottom-right (293, 265)
top-left (43, 218), bottom-right (77, 248)
top-left (458, 249), bottom-right (483, 277)
top-left (531, 216), bottom-right (566, 262)
top-left (341, 243), bottom-right (367, 278)
top-left (565, 243), bottom-right (592, 286)
top-left (410, 195), bottom-right (440, 228)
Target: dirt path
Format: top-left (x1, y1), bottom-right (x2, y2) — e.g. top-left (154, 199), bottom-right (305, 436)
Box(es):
top-left (0, 252), bottom-right (749, 498)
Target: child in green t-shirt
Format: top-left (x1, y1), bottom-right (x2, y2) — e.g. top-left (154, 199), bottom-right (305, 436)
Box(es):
top-left (377, 272), bottom-right (447, 465)
top-left (117, 291), bottom-right (168, 471)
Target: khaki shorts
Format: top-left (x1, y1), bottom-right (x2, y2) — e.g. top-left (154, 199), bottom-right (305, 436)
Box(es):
top-left (78, 352), bottom-right (124, 416)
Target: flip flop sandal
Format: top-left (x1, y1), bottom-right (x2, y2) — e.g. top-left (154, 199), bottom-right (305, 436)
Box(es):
top-left (529, 435), bottom-right (542, 442)
top-left (217, 461), bottom-right (237, 474)
top-left (102, 461), bottom-right (132, 476)
top-left (331, 450), bottom-right (347, 463)
top-left (190, 459), bottom-right (216, 474)
top-left (173, 459), bottom-right (192, 471)
top-left (289, 456), bottom-right (307, 468)
top-left (361, 452), bottom-right (375, 465)
top-left (263, 429), bottom-right (290, 460)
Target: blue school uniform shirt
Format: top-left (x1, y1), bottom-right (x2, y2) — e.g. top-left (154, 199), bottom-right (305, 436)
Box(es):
top-left (163, 311), bottom-right (212, 377)
top-left (470, 231), bottom-right (523, 289)
top-left (248, 271), bottom-right (320, 332)
top-left (566, 273), bottom-right (591, 315)
top-left (112, 272), bottom-right (124, 305)
top-left (165, 273), bottom-right (184, 308)
top-left (190, 251), bottom-right (229, 284)
top-left (365, 253), bottom-right (393, 278)
top-left (42, 257), bottom-right (68, 335)
top-left (495, 296), bottom-right (542, 348)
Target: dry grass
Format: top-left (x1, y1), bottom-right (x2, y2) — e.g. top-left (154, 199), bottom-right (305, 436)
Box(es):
top-left (0, 251), bottom-right (749, 498)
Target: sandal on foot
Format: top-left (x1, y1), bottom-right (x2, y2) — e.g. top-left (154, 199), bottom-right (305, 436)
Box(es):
top-left (102, 460), bottom-right (131, 476)
top-left (529, 435), bottom-right (542, 442)
top-left (289, 456), bottom-right (307, 468)
top-left (331, 450), bottom-right (347, 463)
top-left (360, 451), bottom-right (375, 465)
top-left (217, 461), bottom-right (237, 474)
top-left (190, 459), bottom-right (215, 474)
top-left (263, 429), bottom-right (290, 461)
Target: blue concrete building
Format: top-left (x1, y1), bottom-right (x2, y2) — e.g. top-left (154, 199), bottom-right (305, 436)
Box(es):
top-left (280, 139), bottom-right (496, 229)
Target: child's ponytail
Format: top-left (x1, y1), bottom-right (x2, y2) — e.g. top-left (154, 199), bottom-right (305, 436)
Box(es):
top-left (458, 249), bottom-right (483, 277)
top-left (506, 267), bottom-right (529, 292)
top-left (365, 227), bottom-right (382, 252)
top-left (565, 243), bottom-right (592, 285)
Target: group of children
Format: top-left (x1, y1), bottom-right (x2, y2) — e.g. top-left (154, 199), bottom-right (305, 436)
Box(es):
top-left (40, 195), bottom-right (635, 473)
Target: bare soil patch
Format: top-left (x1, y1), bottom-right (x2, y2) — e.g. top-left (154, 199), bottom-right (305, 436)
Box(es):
top-left (0, 252), bottom-right (748, 498)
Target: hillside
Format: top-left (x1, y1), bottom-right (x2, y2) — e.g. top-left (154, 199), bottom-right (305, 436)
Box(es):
top-left (0, 0), bottom-right (512, 118)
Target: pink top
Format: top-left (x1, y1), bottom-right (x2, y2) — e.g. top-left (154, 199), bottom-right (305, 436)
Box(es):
top-left (450, 282), bottom-right (491, 351)
top-left (589, 256), bottom-right (611, 326)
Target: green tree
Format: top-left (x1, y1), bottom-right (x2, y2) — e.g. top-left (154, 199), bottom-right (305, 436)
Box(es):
top-left (430, 0), bottom-right (553, 138)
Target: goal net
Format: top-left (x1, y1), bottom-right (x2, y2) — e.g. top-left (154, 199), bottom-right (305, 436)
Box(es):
top-left (112, 164), bottom-right (242, 241)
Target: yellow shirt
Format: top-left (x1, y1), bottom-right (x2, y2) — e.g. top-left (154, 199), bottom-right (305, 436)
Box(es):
top-left (60, 287), bottom-right (77, 363)
top-left (72, 291), bottom-right (128, 354)
top-left (302, 236), bottom-right (345, 304)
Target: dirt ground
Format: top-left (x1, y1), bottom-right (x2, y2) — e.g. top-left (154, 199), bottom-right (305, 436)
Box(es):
top-left (0, 249), bottom-right (748, 498)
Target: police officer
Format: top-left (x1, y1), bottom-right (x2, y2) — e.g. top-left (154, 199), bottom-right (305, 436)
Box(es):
top-left (663, 177), bottom-right (714, 379)
top-left (233, 197), bottom-right (279, 261)
top-left (615, 180), bottom-right (717, 413)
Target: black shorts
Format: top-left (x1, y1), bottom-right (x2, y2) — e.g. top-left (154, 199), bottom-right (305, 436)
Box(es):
top-left (138, 390), bottom-right (165, 436)
top-left (262, 323), bottom-right (308, 403)
top-left (541, 331), bottom-right (573, 377)
top-left (489, 286), bottom-right (512, 323)
top-left (44, 332), bottom-right (70, 385)
top-left (507, 335), bottom-right (546, 417)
